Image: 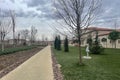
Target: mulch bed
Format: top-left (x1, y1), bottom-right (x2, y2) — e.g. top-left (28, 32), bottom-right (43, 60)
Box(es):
top-left (0, 47), bottom-right (43, 78)
top-left (51, 48), bottom-right (63, 80)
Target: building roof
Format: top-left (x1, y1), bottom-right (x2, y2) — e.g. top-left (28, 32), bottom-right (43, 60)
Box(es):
top-left (85, 27), bottom-right (120, 37)
top-left (87, 27), bottom-right (113, 31)
top-left (98, 32), bottom-right (110, 36)
top-left (117, 29), bottom-right (120, 32)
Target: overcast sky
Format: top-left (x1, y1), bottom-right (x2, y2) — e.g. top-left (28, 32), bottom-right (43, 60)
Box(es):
top-left (0, 0), bottom-right (120, 40)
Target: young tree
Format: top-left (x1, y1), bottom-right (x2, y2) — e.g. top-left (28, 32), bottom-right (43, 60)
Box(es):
top-left (20, 29), bottom-right (29, 45)
top-left (57, 35), bottom-right (61, 50)
top-left (54, 36), bottom-right (58, 49)
top-left (87, 34), bottom-right (92, 46)
top-left (15, 32), bottom-right (20, 45)
top-left (108, 30), bottom-right (119, 48)
top-left (64, 36), bottom-right (69, 52)
top-left (90, 31), bottom-right (104, 54)
top-left (10, 10), bottom-right (16, 47)
top-left (17, 33), bottom-right (20, 45)
top-left (41, 34), bottom-right (47, 46)
top-left (54, 0), bottom-right (101, 64)
top-left (0, 10), bottom-right (12, 51)
top-left (45, 37), bottom-right (48, 45)
top-left (30, 26), bottom-right (37, 44)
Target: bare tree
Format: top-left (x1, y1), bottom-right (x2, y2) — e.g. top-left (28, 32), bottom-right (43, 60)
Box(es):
top-left (15, 32), bottom-right (20, 45)
top-left (17, 33), bottom-right (20, 44)
top-left (10, 10), bottom-right (16, 47)
top-left (0, 10), bottom-right (12, 51)
top-left (54, 0), bottom-right (101, 64)
top-left (30, 26), bottom-right (37, 44)
top-left (20, 29), bottom-right (29, 45)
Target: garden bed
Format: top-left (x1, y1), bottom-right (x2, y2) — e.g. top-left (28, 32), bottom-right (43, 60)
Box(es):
top-left (0, 46), bottom-right (38, 55)
top-left (0, 46), bottom-right (43, 78)
top-left (51, 48), bottom-right (63, 80)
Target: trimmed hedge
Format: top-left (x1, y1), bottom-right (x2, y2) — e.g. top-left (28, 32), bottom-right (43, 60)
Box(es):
top-left (0, 46), bottom-right (37, 55)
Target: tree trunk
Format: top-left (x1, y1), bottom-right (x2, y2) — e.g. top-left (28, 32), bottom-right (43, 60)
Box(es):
top-left (13, 32), bottom-right (15, 47)
top-left (78, 39), bottom-right (82, 64)
top-left (1, 42), bottom-right (4, 51)
top-left (112, 41), bottom-right (114, 48)
top-left (1, 40), bottom-right (4, 51)
top-left (77, 28), bottom-right (82, 64)
top-left (77, 12), bottom-right (83, 64)
top-left (106, 42), bottom-right (107, 48)
top-left (115, 41), bottom-right (116, 48)
top-left (1, 35), bottom-right (5, 51)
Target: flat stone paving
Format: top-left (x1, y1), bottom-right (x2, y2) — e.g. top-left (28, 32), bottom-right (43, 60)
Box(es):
top-left (0, 46), bottom-right (54, 80)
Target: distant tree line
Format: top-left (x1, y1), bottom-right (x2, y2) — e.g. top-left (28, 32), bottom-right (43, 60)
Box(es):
top-left (0, 10), bottom-right (38, 51)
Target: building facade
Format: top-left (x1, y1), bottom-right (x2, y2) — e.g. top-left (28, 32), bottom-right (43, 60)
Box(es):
top-left (81, 27), bottom-right (120, 48)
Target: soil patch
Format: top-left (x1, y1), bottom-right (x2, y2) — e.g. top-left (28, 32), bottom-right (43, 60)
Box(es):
top-left (0, 47), bottom-right (44, 78)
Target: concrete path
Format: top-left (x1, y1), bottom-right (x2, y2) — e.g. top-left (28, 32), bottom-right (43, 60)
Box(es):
top-left (0, 46), bottom-right (54, 80)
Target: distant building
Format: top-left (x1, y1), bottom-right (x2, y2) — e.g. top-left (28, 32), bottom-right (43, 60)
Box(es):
top-left (80, 27), bottom-right (120, 48)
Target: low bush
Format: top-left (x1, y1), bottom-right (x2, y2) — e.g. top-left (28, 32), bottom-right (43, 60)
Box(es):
top-left (0, 46), bottom-right (37, 55)
top-left (90, 45), bottom-right (104, 54)
top-left (90, 31), bottom-right (104, 54)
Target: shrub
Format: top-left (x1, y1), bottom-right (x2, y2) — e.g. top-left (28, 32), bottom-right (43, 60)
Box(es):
top-left (54, 36), bottom-right (58, 49)
top-left (57, 35), bottom-right (61, 50)
top-left (90, 44), bottom-right (104, 54)
top-left (87, 35), bottom-right (92, 46)
top-left (0, 46), bottom-right (37, 55)
top-left (101, 38), bottom-right (107, 42)
top-left (54, 35), bottom-right (61, 51)
top-left (64, 36), bottom-right (69, 52)
top-left (23, 42), bottom-right (27, 45)
top-left (90, 31), bottom-right (104, 54)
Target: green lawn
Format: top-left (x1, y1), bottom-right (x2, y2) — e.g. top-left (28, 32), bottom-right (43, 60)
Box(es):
top-left (53, 46), bottom-right (120, 80)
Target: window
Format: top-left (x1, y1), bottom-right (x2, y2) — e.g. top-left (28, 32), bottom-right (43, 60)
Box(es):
top-left (110, 40), bottom-right (112, 43)
top-left (118, 40), bottom-right (120, 44)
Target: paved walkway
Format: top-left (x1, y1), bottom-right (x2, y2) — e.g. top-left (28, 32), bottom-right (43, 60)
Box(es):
top-left (0, 46), bottom-right (54, 80)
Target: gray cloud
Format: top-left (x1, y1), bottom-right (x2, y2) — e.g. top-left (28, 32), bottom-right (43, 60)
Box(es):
top-left (0, 9), bottom-right (38, 18)
top-left (0, 0), bottom-right (57, 20)
top-left (93, 0), bottom-right (120, 27)
top-left (20, 0), bottom-right (56, 20)
top-left (24, 0), bottom-right (50, 7)
top-left (10, 0), bottom-right (15, 3)
top-left (36, 10), bottom-right (60, 20)
top-left (0, 9), bottom-right (10, 17)
top-left (1, 0), bottom-right (120, 28)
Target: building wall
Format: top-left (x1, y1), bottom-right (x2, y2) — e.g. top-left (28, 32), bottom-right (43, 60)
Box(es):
top-left (97, 34), bottom-right (120, 48)
top-left (81, 30), bottom-right (120, 48)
